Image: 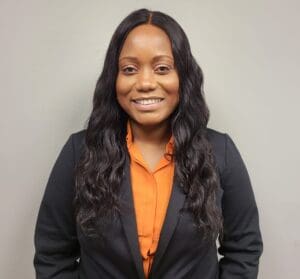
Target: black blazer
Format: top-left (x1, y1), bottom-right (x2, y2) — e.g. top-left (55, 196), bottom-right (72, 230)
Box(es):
top-left (34, 128), bottom-right (263, 279)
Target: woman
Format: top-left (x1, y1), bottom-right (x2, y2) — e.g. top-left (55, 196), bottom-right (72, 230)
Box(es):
top-left (34, 8), bottom-right (263, 279)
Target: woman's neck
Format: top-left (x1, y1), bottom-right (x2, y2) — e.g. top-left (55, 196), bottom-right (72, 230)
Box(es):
top-left (129, 120), bottom-right (171, 147)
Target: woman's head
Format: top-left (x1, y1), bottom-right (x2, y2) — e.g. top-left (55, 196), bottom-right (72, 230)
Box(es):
top-left (92, 8), bottom-right (209, 132)
top-left (116, 23), bottom-right (180, 128)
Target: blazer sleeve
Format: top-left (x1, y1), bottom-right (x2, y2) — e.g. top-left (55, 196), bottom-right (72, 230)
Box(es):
top-left (34, 134), bottom-right (80, 279)
top-left (218, 134), bottom-right (263, 279)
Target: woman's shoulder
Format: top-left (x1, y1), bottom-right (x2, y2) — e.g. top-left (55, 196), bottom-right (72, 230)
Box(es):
top-left (205, 127), bottom-right (227, 170)
top-left (66, 129), bottom-right (86, 162)
top-left (205, 127), bottom-right (249, 182)
top-left (70, 129), bottom-right (86, 145)
top-left (205, 127), bottom-right (241, 157)
top-left (205, 127), bottom-right (227, 153)
top-left (206, 127), bottom-right (226, 143)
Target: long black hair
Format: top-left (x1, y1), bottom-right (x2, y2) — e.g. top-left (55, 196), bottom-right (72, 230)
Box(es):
top-left (74, 8), bottom-right (223, 243)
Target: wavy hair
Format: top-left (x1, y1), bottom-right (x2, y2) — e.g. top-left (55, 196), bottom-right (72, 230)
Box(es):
top-left (74, 8), bottom-right (223, 243)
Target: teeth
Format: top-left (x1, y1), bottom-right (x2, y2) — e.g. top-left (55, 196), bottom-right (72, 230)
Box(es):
top-left (134, 99), bottom-right (162, 105)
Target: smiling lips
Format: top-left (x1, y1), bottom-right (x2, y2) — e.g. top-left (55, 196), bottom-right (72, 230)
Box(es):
top-left (131, 98), bottom-right (164, 111)
top-left (132, 98), bottom-right (164, 105)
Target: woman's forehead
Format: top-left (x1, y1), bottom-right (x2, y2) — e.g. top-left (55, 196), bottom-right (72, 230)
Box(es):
top-left (119, 24), bottom-right (173, 59)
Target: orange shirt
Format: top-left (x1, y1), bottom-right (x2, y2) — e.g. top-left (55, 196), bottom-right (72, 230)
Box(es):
top-left (126, 121), bottom-right (175, 278)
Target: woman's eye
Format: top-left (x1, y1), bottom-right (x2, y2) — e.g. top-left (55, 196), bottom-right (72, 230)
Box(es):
top-left (155, 65), bottom-right (171, 74)
top-left (121, 66), bottom-right (137, 75)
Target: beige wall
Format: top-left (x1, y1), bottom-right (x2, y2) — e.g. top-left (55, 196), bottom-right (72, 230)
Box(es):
top-left (1, 0), bottom-right (299, 278)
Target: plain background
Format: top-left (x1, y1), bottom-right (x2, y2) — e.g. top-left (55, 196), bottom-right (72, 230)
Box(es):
top-left (1, 0), bottom-right (299, 278)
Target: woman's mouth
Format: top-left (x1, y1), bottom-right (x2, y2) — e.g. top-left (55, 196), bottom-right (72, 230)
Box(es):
top-left (133, 98), bottom-right (163, 105)
top-left (132, 98), bottom-right (164, 111)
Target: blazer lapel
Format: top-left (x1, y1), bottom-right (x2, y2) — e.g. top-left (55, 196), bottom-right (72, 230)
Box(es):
top-left (148, 168), bottom-right (186, 277)
top-left (119, 156), bottom-right (186, 279)
top-left (119, 154), bottom-right (145, 279)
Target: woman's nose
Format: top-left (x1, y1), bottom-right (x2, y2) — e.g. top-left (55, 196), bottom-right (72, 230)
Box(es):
top-left (135, 69), bottom-right (157, 92)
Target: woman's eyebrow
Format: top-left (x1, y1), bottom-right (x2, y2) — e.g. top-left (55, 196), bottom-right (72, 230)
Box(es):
top-left (119, 55), bottom-right (174, 62)
top-left (152, 55), bottom-right (174, 62)
top-left (119, 56), bottom-right (138, 62)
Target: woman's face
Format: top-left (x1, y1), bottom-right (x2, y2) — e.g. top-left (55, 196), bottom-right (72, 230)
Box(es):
top-left (116, 24), bottom-right (180, 127)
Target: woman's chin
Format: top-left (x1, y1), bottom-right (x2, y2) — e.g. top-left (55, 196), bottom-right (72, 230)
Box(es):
top-left (131, 117), bottom-right (169, 128)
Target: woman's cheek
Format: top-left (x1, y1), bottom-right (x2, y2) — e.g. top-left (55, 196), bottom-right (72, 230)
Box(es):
top-left (116, 74), bottom-right (135, 96)
top-left (159, 74), bottom-right (179, 95)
